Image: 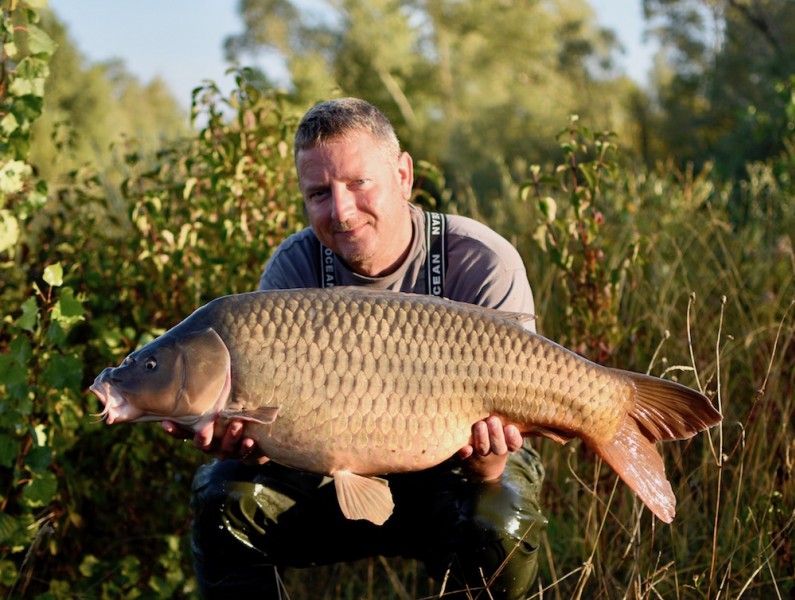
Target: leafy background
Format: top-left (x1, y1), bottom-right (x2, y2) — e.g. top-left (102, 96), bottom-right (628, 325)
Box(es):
top-left (1, 0), bottom-right (793, 598)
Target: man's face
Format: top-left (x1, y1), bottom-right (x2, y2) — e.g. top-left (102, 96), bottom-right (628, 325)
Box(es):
top-left (297, 131), bottom-right (414, 277)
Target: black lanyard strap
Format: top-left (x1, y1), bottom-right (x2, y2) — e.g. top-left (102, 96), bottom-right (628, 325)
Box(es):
top-left (319, 211), bottom-right (446, 297)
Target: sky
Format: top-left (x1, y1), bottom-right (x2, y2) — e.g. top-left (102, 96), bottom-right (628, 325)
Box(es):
top-left (48, 0), bottom-right (658, 111)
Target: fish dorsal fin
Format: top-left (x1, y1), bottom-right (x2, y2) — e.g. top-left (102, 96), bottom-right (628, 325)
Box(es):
top-left (327, 287), bottom-right (537, 330)
top-left (220, 406), bottom-right (280, 426)
top-left (332, 471), bottom-right (394, 525)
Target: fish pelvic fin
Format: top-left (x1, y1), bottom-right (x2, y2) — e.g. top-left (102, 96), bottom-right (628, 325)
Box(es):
top-left (332, 471), bottom-right (395, 526)
top-left (593, 371), bottom-right (722, 523)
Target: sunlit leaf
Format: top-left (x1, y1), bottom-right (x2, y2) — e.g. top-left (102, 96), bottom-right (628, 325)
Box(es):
top-left (0, 209), bottom-right (20, 253)
top-left (43, 262), bottom-right (64, 287)
top-left (26, 24), bottom-right (57, 57)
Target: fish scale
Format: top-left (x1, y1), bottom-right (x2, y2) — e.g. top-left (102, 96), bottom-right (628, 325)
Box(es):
top-left (205, 290), bottom-right (627, 467)
top-left (91, 286), bottom-right (721, 525)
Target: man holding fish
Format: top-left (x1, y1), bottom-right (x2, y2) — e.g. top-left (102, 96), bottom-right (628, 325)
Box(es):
top-left (169, 97), bottom-right (548, 598)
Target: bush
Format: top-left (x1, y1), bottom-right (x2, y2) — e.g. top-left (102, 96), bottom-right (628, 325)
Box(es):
top-left (1, 3), bottom-right (793, 597)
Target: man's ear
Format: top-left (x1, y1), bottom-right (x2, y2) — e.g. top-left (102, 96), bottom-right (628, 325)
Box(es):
top-left (397, 151), bottom-right (414, 199)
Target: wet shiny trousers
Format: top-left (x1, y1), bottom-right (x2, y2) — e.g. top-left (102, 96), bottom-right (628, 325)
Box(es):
top-left (191, 444), bottom-right (546, 600)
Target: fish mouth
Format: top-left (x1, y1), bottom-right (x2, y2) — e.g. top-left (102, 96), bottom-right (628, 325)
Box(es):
top-left (89, 376), bottom-right (137, 425)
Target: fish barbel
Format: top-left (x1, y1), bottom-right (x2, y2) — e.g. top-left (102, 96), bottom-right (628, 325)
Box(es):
top-left (90, 287), bottom-right (721, 525)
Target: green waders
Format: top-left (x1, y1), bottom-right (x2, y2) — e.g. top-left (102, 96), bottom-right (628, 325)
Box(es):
top-left (191, 443), bottom-right (546, 599)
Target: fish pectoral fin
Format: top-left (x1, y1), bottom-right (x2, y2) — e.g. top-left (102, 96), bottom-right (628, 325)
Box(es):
top-left (220, 406), bottom-right (280, 426)
top-left (332, 471), bottom-right (394, 526)
top-left (526, 425), bottom-right (576, 445)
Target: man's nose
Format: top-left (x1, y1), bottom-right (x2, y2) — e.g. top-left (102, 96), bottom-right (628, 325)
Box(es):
top-left (330, 188), bottom-right (356, 221)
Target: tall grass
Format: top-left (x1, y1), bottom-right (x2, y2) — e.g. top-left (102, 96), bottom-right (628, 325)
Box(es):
top-left (279, 137), bottom-right (794, 599)
top-left (522, 143), bottom-right (795, 598)
top-left (3, 63), bottom-right (791, 595)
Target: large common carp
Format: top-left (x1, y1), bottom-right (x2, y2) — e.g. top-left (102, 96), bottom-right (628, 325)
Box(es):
top-left (90, 287), bottom-right (721, 525)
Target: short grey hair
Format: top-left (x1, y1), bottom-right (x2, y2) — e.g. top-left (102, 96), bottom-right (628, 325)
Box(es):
top-left (294, 98), bottom-right (401, 162)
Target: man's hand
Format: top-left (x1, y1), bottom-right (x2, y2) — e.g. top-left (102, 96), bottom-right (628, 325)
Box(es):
top-left (457, 416), bottom-right (523, 482)
top-left (161, 420), bottom-right (269, 465)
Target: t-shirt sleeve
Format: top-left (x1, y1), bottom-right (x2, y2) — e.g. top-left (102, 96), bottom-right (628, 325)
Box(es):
top-left (444, 219), bottom-right (536, 332)
top-left (257, 229), bottom-right (321, 291)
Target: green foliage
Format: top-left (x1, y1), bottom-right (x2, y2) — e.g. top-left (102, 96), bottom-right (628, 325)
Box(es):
top-left (645, 0), bottom-right (795, 178)
top-left (523, 121), bottom-right (795, 598)
top-left (522, 116), bottom-right (637, 363)
top-left (1, 2), bottom-right (305, 592)
top-left (29, 9), bottom-right (190, 185)
top-left (1, 2), bottom-right (793, 598)
top-left (225, 0), bottom-right (632, 201)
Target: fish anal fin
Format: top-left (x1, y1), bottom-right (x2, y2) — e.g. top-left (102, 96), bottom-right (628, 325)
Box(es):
top-left (221, 406), bottom-right (280, 426)
top-left (332, 471), bottom-right (395, 526)
top-left (622, 371), bottom-right (722, 442)
top-left (592, 417), bottom-right (676, 523)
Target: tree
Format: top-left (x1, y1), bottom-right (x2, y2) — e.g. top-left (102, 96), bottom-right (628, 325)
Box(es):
top-left (644, 0), bottom-right (795, 177)
top-left (30, 10), bottom-right (190, 183)
top-left (224, 0), bottom-right (633, 208)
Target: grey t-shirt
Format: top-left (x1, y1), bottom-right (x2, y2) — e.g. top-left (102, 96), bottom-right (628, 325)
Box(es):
top-left (258, 204), bottom-right (535, 331)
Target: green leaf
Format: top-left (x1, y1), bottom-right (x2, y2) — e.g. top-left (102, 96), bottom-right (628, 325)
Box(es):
top-left (0, 434), bottom-right (18, 468)
top-left (578, 163), bottom-right (597, 190)
top-left (50, 287), bottom-right (85, 343)
top-left (79, 554), bottom-right (100, 577)
top-left (40, 352), bottom-right (83, 390)
top-left (0, 513), bottom-right (19, 545)
top-left (26, 24), bottom-right (57, 57)
top-left (21, 471), bottom-right (58, 508)
top-left (43, 262), bottom-right (63, 287)
top-left (9, 335), bottom-right (33, 364)
top-left (24, 445), bottom-right (52, 474)
top-left (0, 354), bottom-right (26, 387)
top-left (539, 196), bottom-right (557, 223)
top-left (3, 40), bottom-right (18, 59)
top-left (1, 112), bottom-right (19, 135)
top-left (0, 558), bottom-right (18, 587)
top-left (0, 336), bottom-right (33, 401)
top-left (15, 297), bottom-right (39, 332)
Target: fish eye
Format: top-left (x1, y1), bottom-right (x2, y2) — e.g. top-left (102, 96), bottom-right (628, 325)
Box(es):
top-left (144, 357), bottom-right (157, 371)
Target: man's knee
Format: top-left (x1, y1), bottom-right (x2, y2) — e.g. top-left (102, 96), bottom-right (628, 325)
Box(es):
top-left (442, 447), bottom-right (547, 599)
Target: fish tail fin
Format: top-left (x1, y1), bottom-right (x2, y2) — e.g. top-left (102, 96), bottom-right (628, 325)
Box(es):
top-left (593, 371), bottom-right (722, 523)
top-left (622, 371), bottom-right (722, 442)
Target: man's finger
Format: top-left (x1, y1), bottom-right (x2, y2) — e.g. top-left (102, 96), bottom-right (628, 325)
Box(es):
top-left (194, 423), bottom-right (214, 451)
top-left (504, 424), bottom-right (523, 451)
top-left (220, 421), bottom-right (243, 454)
top-left (473, 421), bottom-right (490, 455)
top-left (486, 417), bottom-right (508, 455)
